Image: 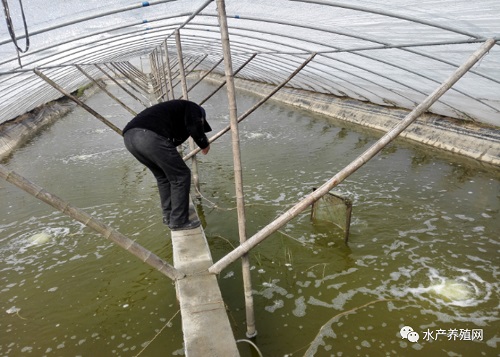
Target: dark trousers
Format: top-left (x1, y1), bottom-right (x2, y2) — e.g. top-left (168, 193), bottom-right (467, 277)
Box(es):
top-left (124, 128), bottom-right (191, 226)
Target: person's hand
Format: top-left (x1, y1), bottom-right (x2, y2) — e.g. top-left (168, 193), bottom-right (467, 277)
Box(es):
top-left (201, 145), bottom-right (210, 155)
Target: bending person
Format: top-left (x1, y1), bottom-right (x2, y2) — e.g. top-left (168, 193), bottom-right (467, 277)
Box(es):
top-left (123, 99), bottom-right (211, 231)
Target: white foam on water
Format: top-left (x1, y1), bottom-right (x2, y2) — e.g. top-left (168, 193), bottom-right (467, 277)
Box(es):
top-left (398, 218), bottom-right (439, 237)
top-left (265, 299), bottom-right (284, 313)
top-left (28, 232), bottom-right (52, 245)
top-left (242, 131), bottom-right (275, 141)
top-left (293, 296), bottom-right (307, 317)
top-left (62, 148), bottom-right (123, 164)
top-left (428, 280), bottom-right (473, 302)
top-left (401, 267), bottom-right (493, 308)
top-left (455, 214), bottom-right (475, 222)
top-left (23, 226), bottom-right (71, 249)
top-left (256, 279), bottom-right (289, 300)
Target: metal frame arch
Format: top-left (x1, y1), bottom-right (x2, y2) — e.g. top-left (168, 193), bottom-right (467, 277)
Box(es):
top-left (288, 0), bottom-right (484, 39)
top-left (165, 29), bottom-right (380, 99)
top-left (179, 23), bottom-right (413, 104)
top-left (192, 14), bottom-right (499, 116)
top-left (172, 28), bottom-right (417, 106)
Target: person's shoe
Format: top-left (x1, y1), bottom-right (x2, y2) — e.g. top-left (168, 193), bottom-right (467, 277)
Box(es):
top-left (169, 219), bottom-right (201, 231)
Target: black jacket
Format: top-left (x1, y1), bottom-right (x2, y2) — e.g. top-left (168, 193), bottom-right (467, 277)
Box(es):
top-left (123, 100), bottom-right (212, 149)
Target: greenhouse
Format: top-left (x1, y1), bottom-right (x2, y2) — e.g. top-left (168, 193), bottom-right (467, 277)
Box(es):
top-left (0, 1), bottom-right (499, 356)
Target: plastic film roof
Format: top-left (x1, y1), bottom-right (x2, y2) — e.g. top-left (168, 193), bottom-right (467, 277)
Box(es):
top-left (1, 0), bottom-right (499, 126)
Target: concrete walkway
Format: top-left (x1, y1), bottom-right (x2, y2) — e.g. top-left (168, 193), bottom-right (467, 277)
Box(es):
top-left (171, 204), bottom-right (240, 356)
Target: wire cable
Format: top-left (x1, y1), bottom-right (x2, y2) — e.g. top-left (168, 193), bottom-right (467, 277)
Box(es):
top-left (2, 0), bottom-right (30, 67)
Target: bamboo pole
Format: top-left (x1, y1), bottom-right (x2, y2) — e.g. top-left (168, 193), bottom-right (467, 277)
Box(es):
top-left (113, 61), bottom-right (148, 92)
top-left (184, 54), bottom-right (209, 82)
top-left (118, 61), bottom-right (150, 92)
top-left (164, 40), bottom-right (175, 100)
top-left (209, 38), bottom-right (496, 275)
top-left (104, 63), bottom-right (143, 97)
top-left (168, 0), bottom-right (213, 34)
top-left (75, 65), bottom-right (137, 116)
top-left (149, 52), bottom-right (160, 98)
top-left (0, 164), bottom-right (183, 281)
top-left (187, 57), bottom-right (224, 93)
top-left (114, 61), bottom-right (148, 90)
top-left (174, 30), bottom-right (188, 99)
top-left (120, 61), bottom-right (148, 86)
top-left (110, 62), bottom-right (147, 94)
top-left (183, 53), bottom-right (316, 161)
top-left (175, 29), bottom-right (201, 198)
top-left (156, 53), bottom-right (164, 98)
top-left (199, 53), bottom-right (257, 106)
top-left (215, 0), bottom-right (256, 338)
top-left (156, 49), bottom-right (167, 101)
top-left (34, 69), bottom-right (123, 136)
top-left (165, 56), bottom-right (203, 96)
top-left (159, 44), bottom-right (170, 100)
top-left (95, 64), bottom-right (148, 107)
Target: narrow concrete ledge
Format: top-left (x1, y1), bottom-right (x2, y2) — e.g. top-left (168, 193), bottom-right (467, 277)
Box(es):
top-left (171, 204), bottom-right (240, 356)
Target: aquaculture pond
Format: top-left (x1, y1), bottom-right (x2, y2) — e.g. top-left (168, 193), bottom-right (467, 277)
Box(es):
top-left (0, 81), bottom-right (498, 357)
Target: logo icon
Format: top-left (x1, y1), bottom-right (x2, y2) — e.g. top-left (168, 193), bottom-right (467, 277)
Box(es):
top-left (400, 326), bottom-right (420, 343)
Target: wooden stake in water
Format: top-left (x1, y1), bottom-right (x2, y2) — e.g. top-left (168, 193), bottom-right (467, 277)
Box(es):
top-left (215, 0), bottom-right (257, 339)
top-left (175, 29), bottom-right (201, 198)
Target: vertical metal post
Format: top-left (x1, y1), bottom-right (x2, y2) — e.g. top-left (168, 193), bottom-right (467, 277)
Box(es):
top-left (164, 40), bottom-right (175, 100)
top-left (215, 0), bottom-right (256, 338)
top-left (175, 29), bottom-right (201, 198)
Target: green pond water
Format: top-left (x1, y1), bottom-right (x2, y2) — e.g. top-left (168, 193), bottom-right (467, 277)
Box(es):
top-left (0, 82), bottom-right (499, 357)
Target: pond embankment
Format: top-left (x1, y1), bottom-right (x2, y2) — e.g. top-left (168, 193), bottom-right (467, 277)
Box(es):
top-left (0, 83), bottom-right (102, 161)
top-left (203, 73), bottom-right (500, 166)
top-left (2, 75), bottom-right (499, 166)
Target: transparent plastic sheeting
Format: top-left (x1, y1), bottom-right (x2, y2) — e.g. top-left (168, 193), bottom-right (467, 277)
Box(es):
top-left (0, 0), bottom-right (499, 126)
